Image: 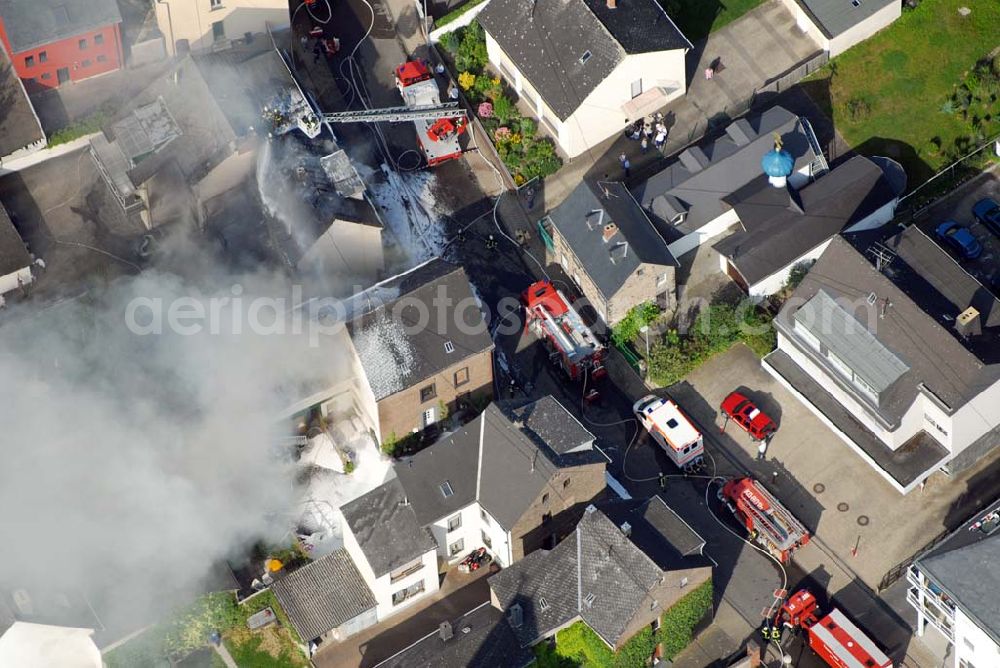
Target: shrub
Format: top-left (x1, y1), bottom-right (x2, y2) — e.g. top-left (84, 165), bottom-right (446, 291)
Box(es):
top-left (493, 94), bottom-right (514, 125)
top-left (554, 622), bottom-right (615, 666)
top-left (433, 0), bottom-right (488, 29)
top-left (657, 580), bottom-right (713, 660)
top-left (458, 71), bottom-right (476, 90)
top-left (438, 30), bottom-right (459, 54)
top-left (478, 102), bottom-right (494, 118)
top-left (455, 21), bottom-right (488, 72)
top-left (611, 302), bottom-right (660, 347)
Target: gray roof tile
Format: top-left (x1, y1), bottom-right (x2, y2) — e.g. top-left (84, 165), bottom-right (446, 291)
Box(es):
top-left (479, 0), bottom-right (688, 121)
top-left (0, 0), bottom-right (121, 53)
top-left (790, 0), bottom-right (896, 38)
top-left (0, 205), bottom-right (31, 277)
top-left (272, 549), bottom-right (376, 641)
top-left (547, 181), bottom-right (676, 301)
top-left (340, 478), bottom-right (438, 578)
top-left (634, 107), bottom-right (817, 235)
top-left (0, 48), bottom-right (43, 159)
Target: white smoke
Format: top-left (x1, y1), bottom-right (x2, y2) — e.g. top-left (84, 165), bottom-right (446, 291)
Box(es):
top-left (0, 264), bottom-right (359, 637)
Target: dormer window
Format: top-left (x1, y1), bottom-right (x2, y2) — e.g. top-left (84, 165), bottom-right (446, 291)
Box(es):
top-left (579, 50), bottom-right (592, 65)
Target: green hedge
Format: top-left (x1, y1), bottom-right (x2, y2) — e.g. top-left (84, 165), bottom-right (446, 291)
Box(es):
top-left (611, 302), bottom-right (660, 348)
top-left (648, 301), bottom-right (775, 387)
top-left (434, 0), bottom-right (488, 29)
top-left (535, 580), bottom-right (713, 667)
top-left (658, 580), bottom-right (713, 660)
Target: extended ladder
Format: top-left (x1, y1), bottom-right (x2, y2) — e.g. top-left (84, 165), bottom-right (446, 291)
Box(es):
top-left (323, 103), bottom-right (464, 124)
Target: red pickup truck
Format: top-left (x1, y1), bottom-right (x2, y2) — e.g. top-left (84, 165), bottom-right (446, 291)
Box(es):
top-left (720, 391), bottom-right (777, 442)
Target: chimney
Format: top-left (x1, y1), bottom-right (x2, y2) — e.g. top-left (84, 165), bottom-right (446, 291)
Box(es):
top-left (509, 604), bottom-right (524, 628)
top-left (620, 522), bottom-right (632, 537)
top-left (955, 306), bottom-right (981, 338)
top-left (607, 0), bottom-right (617, 8)
top-left (602, 222), bottom-right (618, 242)
top-left (438, 621), bottom-right (453, 641)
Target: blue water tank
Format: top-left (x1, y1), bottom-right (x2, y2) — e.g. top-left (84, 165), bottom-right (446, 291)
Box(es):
top-left (761, 148), bottom-right (794, 178)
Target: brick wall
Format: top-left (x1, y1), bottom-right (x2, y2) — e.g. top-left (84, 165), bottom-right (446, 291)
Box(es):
top-left (509, 461), bottom-right (606, 562)
top-left (0, 20), bottom-right (123, 89)
top-left (376, 349), bottom-right (494, 441)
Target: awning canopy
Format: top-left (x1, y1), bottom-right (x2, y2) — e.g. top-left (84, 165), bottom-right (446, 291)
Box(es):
top-left (622, 86), bottom-right (672, 120)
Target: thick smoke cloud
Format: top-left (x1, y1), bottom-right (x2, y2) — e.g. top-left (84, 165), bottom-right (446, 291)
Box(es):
top-left (0, 266), bottom-right (347, 633)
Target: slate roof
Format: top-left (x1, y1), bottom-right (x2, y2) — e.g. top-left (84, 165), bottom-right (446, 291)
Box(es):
top-left (0, 205), bottom-right (31, 277)
top-left (272, 549), bottom-right (376, 641)
top-left (478, 0), bottom-right (689, 121)
top-left (344, 259), bottom-right (493, 401)
top-left (339, 478), bottom-right (438, 578)
top-left (374, 603), bottom-right (534, 668)
top-left (547, 180), bottom-right (677, 301)
top-left (394, 398), bottom-right (604, 528)
top-left (774, 233), bottom-right (1000, 426)
top-left (915, 496), bottom-right (1000, 645)
top-left (790, 0), bottom-right (897, 38)
top-left (0, 0), bottom-right (122, 53)
top-left (598, 496), bottom-right (708, 570)
top-left (0, 47), bottom-right (43, 159)
top-left (714, 155), bottom-right (899, 285)
top-left (489, 505), bottom-right (692, 647)
top-left (633, 107), bottom-right (818, 236)
top-left (504, 395), bottom-right (595, 456)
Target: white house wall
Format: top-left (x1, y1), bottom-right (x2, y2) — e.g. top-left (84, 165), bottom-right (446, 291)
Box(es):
top-left (668, 208), bottom-right (740, 257)
top-left (155, 0), bottom-right (291, 55)
top-left (428, 502), bottom-right (483, 564)
top-left (746, 238), bottom-right (833, 301)
top-left (843, 198), bottom-right (898, 233)
top-left (827, 1), bottom-right (901, 57)
top-left (557, 50), bottom-right (687, 158)
top-left (777, 0), bottom-right (828, 50)
top-left (953, 607), bottom-right (1000, 668)
top-left (481, 507), bottom-right (513, 567)
top-left (298, 218), bottom-right (385, 286)
top-left (949, 379), bottom-right (1000, 455)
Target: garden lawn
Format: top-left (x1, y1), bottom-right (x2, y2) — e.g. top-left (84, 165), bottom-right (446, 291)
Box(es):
top-left (660, 0), bottom-right (766, 42)
top-left (806, 0), bottom-right (1000, 185)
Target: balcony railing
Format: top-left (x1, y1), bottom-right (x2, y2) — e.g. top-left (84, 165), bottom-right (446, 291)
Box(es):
top-left (389, 560), bottom-right (424, 584)
top-left (906, 586), bottom-right (954, 641)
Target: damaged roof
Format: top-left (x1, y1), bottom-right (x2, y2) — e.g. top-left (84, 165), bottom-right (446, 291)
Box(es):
top-left (344, 259), bottom-right (493, 401)
top-left (547, 180), bottom-right (677, 302)
top-left (0, 47), bottom-right (43, 159)
top-left (478, 0), bottom-right (689, 121)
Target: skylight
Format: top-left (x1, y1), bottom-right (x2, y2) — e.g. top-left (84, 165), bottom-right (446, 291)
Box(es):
top-left (440, 481), bottom-right (454, 498)
top-left (579, 50), bottom-right (592, 65)
top-left (444, 341), bottom-right (455, 354)
top-left (583, 593), bottom-right (596, 607)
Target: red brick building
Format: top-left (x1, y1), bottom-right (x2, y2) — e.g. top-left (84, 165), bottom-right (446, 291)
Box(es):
top-left (0, 0), bottom-right (123, 90)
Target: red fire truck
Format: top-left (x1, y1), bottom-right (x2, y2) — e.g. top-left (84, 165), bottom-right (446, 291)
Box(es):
top-left (774, 589), bottom-right (893, 668)
top-left (522, 281), bottom-right (606, 384)
top-left (394, 61), bottom-right (467, 166)
top-left (720, 477), bottom-right (810, 564)
top-left (634, 394), bottom-right (704, 471)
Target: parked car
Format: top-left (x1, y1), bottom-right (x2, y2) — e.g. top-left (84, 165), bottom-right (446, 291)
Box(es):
top-left (720, 391), bottom-right (777, 442)
top-left (935, 220), bottom-right (982, 259)
top-left (972, 197), bottom-right (1000, 235)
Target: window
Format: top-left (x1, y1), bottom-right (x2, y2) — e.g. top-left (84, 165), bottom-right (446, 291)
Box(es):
top-left (422, 406), bottom-right (436, 427)
top-left (563, 478), bottom-right (571, 489)
top-left (212, 20), bottom-right (225, 41)
top-left (962, 638), bottom-right (975, 653)
top-left (480, 508), bottom-right (490, 526)
top-left (541, 493), bottom-right (549, 505)
top-left (94, 34), bottom-right (104, 45)
top-left (39, 51), bottom-right (47, 63)
top-left (391, 579), bottom-right (425, 605)
top-left (41, 72), bottom-right (51, 80)
top-left (866, 291), bottom-right (877, 305)
top-left (97, 55), bottom-right (107, 63)
top-left (583, 593), bottom-right (596, 607)
top-left (539, 597), bottom-right (550, 611)
top-left (211, 0), bottom-right (224, 7)
top-left (656, 272), bottom-right (669, 287)
top-left (439, 481), bottom-right (454, 498)
top-left (449, 539), bottom-right (464, 556)
top-left (389, 558), bottom-right (424, 584)
top-left (81, 59), bottom-right (92, 67)
top-left (24, 56), bottom-right (34, 68)
top-left (447, 514), bottom-right (462, 532)
top-left (444, 340), bottom-right (455, 354)
top-left (454, 367), bottom-right (469, 388)
top-left (579, 50), bottom-right (592, 64)
top-left (542, 512), bottom-right (552, 524)
top-left (631, 79), bottom-right (642, 99)
top-left (420, 383), bottom-right (436, 402)
top-left (481, 529), bottom-right (492, 549)
top-left (79, 38), bottom-right (88, 50)
top-left (851, 0), bottom-right (862, 6)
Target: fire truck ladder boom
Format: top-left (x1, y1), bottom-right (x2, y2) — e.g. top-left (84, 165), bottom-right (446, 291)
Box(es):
top-left (537, 307), bottom-right (578, 358)
top-left (323, 104), bottom-right (464, 124)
